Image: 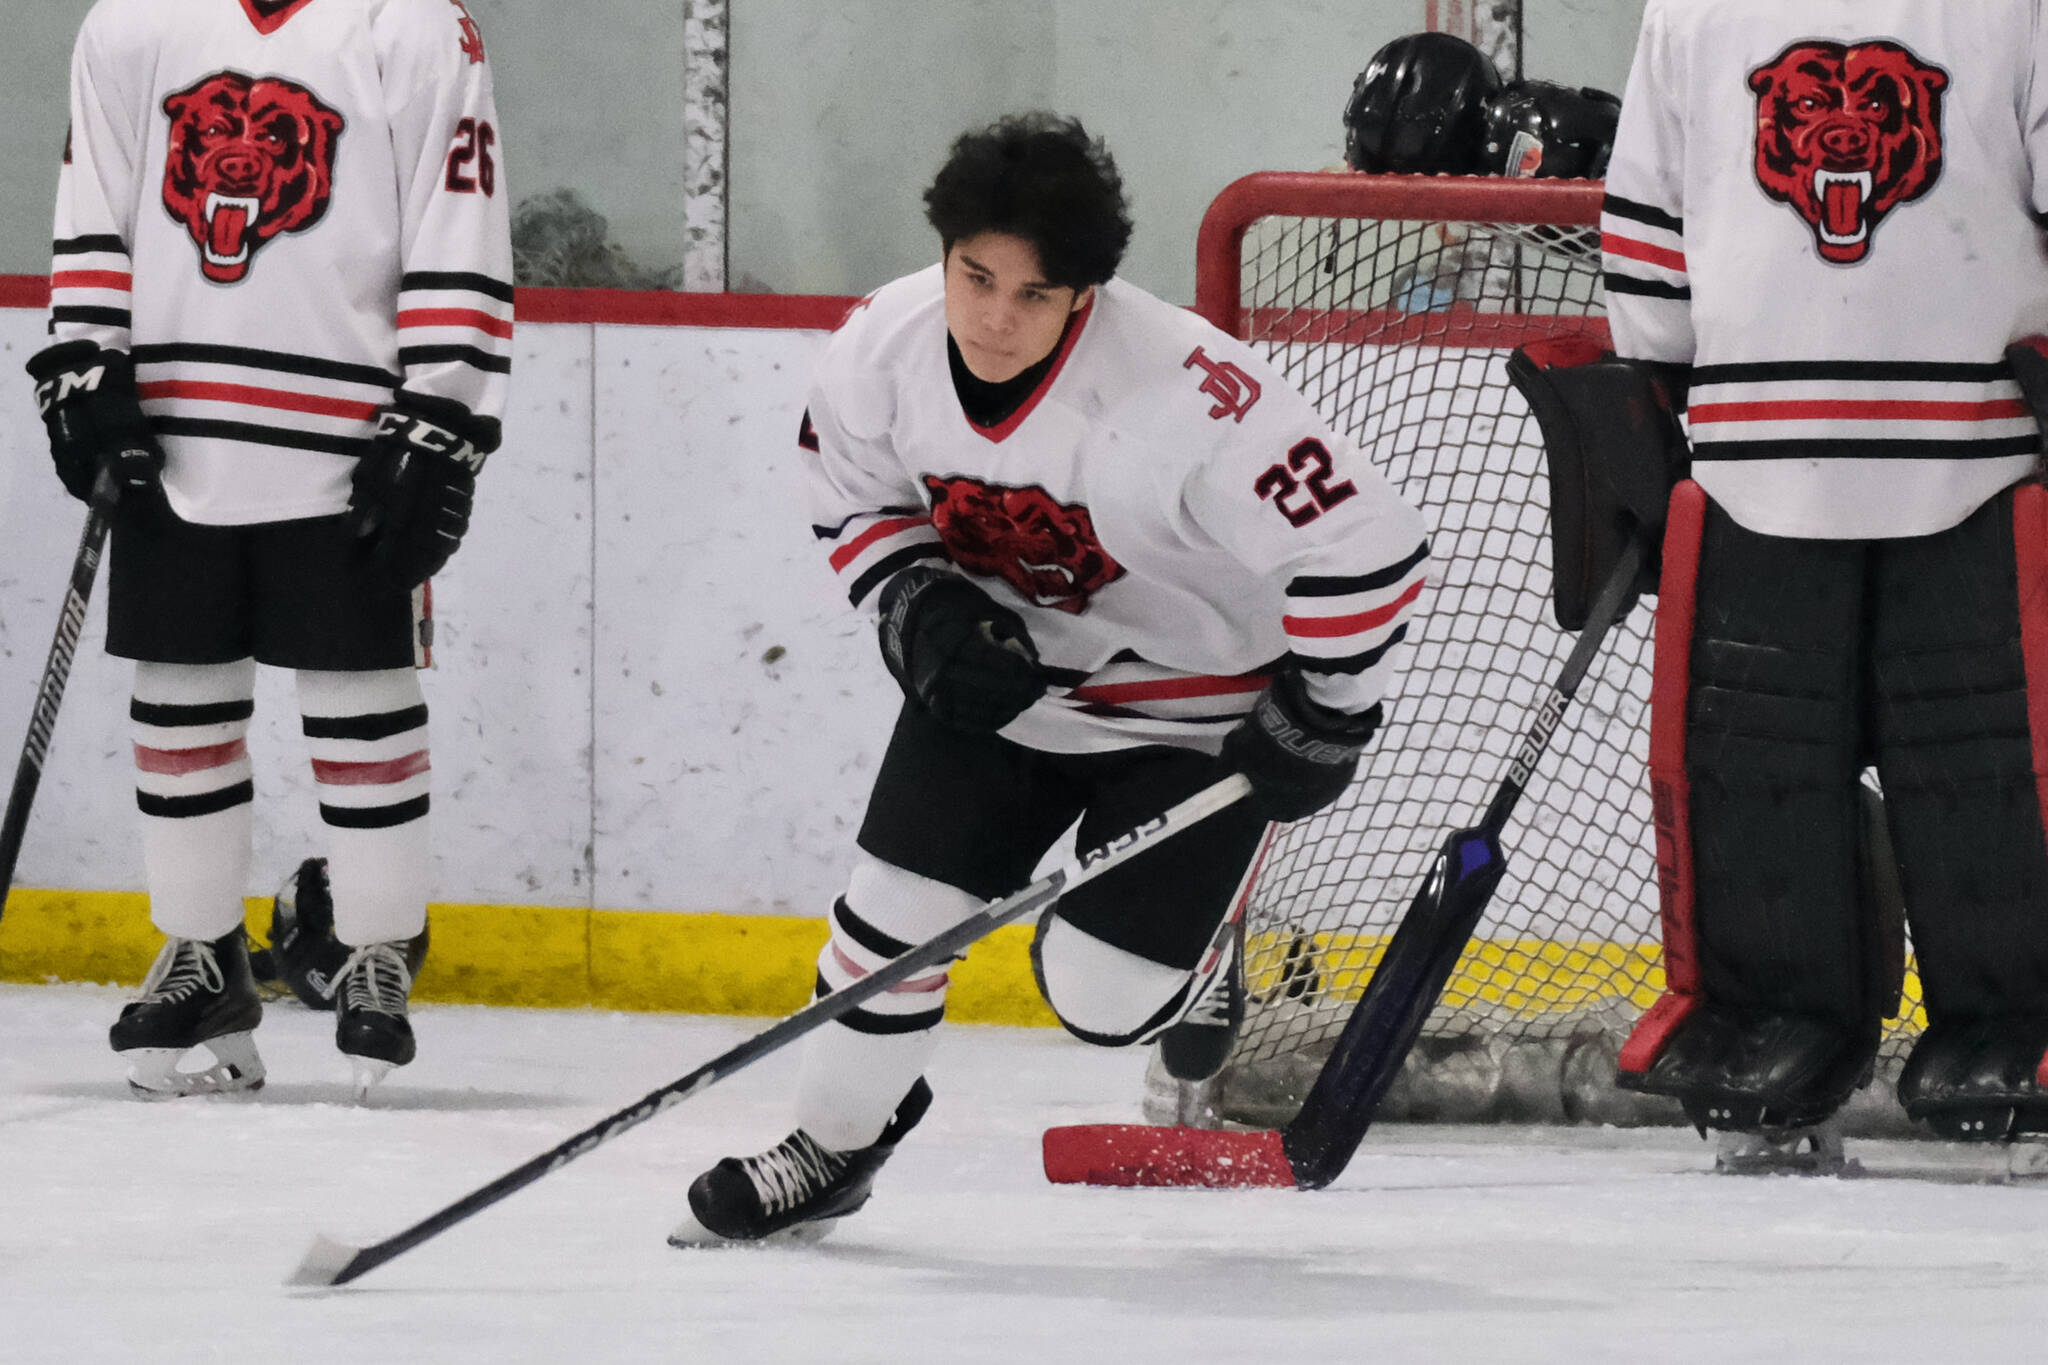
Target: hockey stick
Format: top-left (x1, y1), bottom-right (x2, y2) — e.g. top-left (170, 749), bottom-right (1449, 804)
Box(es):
top-left (0, 468), bottom-right (119, 921)
top-left (287, 772), bottom-right (1251, 1287)
top-left (1044, 540), bottom-right (1645, 1190)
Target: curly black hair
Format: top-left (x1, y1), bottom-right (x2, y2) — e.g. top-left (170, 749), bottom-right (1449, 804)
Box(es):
top-left (923, 113), bottom-right (1133, 289)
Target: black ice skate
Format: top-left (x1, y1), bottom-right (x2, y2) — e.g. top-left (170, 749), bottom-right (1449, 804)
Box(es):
top-left (327, 941), bottom-right (417, 1099)
top-left (1157, 924), bottom-right (1244, 1085)
top-left (108, 928), bottom-right (265, 1099)
top-left (669, 1078), bottom-right (933, 1247)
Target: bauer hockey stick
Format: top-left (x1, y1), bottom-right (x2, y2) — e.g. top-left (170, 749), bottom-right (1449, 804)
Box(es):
top-left (288, 772), bottom-right (1251, 1288)
top-left (1044, 540), bottom-right (1645, 1191)
top-left (0, 467), bottom-right (119, 919)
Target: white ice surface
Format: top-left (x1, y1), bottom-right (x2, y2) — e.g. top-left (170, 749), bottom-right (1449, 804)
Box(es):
top-left (4, 983), bottom-right (2048, 1365)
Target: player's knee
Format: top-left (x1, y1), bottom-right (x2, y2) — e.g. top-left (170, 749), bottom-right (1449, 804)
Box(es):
top-left (815, 853), bottom-right (983, 1020)
top-left (1031, 914), bottom-right (1192, 1047)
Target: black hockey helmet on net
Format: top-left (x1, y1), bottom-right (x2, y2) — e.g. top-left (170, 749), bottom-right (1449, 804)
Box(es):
top-left (1343, 32), bottom-right (1504, 175)
top-left (1480, 80), bottom-right (1623, 178)
top-left (254, 857), bottom-right (430, 1010)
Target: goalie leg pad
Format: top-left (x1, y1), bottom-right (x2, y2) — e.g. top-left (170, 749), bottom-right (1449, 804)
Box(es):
top-left (1623, 493), bottom-right (1882, 1113)
top-left (795, 853), bottom-right (980, 1151)
top-left (1874, 485), bottom-right (2048, 1025)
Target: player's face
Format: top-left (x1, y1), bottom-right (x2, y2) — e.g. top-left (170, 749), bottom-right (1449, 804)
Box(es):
top-left (943, 233), bottom-right (1093, 383)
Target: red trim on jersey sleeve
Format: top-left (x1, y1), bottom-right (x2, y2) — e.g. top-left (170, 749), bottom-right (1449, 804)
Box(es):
top-left (51, 270), bottom-right (132, 292)
top-left (827, 515), bottom-right (931, 572)
top-left (397, 308), bottom-right (515, 340)
top-left (1281, 578), bottom-right (1426, 639)
top-left (1600, 232), bottom-right (1687, 274)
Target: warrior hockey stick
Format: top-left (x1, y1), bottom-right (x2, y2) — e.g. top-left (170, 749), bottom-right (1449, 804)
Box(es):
top-left (287, 772), bottom-right (1251, 1288)
top-left (1044, 541), bottom-right (1645, 1190)
top-left (0, 468), bottom-right (118, 920)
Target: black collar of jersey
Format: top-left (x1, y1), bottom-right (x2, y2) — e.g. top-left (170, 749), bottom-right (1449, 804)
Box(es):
top-left (947, 329), bottom-right (1067, 431)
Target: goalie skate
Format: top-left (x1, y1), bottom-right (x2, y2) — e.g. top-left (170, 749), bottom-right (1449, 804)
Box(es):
top-left (110, 930), bottom-right (267, 1100)
top-left (668, 1079), bottom-right (931, 1248)
top-left (1713, 1121), bottom-right (1852, 1177)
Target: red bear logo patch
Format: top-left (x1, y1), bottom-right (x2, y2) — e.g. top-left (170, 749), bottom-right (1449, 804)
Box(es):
top-left (161, 71), bottom-right (345, 284)
top-left (1749, 39), bottom-right (1947, 265)
top-left (923, 475), bottom-right (1125, 615)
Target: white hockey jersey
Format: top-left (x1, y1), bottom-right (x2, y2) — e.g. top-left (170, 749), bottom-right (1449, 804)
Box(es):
top-left (804, 267), bottom-right (1431, 756)
top-left (1602, 0), bottom-right (2048, 540)
top-left (47, 0), bottom-right (513, 526)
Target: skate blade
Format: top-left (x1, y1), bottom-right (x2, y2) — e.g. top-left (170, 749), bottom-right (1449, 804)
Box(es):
top-left (348, 1056), bottom-right (396, 1102)
top-left (121, 1032), bottom-right (266, 1100)
top-left (1714, 1126), bottom-right (1854, 1177)
top-left (665, 1210), bottom-right (841, 1250)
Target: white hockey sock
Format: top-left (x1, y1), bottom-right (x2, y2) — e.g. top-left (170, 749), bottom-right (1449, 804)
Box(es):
top-left (297, 668), bottom-right (431, 946)
top-left (132, 659), bottom-right (257, 941)
top-left (794, 854), bottom-right (980, 1151)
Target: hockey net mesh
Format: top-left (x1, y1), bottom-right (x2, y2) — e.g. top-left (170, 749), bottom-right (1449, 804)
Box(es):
top-left (1191, 175), bottom-right (1925, 1129)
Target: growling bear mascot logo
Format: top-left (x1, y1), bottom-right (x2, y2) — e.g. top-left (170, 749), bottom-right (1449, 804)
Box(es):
top-left (923, 475), bottom-right (1125, 614)
top-left (161, 71), bottom-right (345, 283)
top-left (1748, 39), bottom-right (1946, 265)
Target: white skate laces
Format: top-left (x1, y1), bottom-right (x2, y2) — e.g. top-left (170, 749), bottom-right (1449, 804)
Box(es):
top-left (741, 1131), bottom-right (849, 1215)
top-left (136, 936), bottom-right (225, 1004)
top-left (325, 942), bottom-right (414, 1017)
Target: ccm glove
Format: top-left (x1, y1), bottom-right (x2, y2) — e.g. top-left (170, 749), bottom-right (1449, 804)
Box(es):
top-left (346, 392), bottom-right (500, 588)
top-left (1221, 671), bottom-right (1383, 823)
top-left (878, 566), bottom-right (1047, 732)
top-left (25, 340), bottom-right (165, 506)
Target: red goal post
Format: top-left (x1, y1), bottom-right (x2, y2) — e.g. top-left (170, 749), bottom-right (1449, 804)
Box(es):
top-left (1180, 172), bottom-right (1927, 1131)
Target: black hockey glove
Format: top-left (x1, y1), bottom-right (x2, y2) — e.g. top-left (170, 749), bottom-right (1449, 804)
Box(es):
top-left (24, 340), bottom-right (165, 508)
top-left (1221, 672), bottom-right (1382, 823)
top-left (345, 391), bottom-right (500, 588)
top-left (878, 565), bottom-right (1047, 732)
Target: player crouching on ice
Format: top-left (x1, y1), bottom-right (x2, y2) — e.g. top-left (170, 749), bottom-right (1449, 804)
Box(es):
top-left (669, 114), bottom-right (1430, 1247)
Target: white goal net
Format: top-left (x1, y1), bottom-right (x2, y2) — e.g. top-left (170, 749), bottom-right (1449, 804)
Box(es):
top-left (1177, 173), bottom-right (1926, 1131)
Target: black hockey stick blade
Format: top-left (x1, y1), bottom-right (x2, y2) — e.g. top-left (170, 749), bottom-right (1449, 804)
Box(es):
top-left (286, 774), bottom-right (1250, 1287)
top-left (0, 470), bottom-right (118, 919)
top-left (1278, 540), bottom-right (1645, 1191)
top-left (1280, 825), bottom-right (1507, 1188)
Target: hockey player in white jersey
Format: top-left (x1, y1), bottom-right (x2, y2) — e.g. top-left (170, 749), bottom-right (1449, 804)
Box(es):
top-left (1599, 1), bottom-right (2048, 1154)
top-left (670, 114), bottom-right (1429, 1245)
top-left (26, 0), bottom-right (512, 1099)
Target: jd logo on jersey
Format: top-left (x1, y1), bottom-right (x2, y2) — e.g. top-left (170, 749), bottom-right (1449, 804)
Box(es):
top-left (923, 475), bottom-right (1125, 614)
top-left (1749, 39), bottom-right (1947, 265)
top-left (162, 71), bottom-right (345, 284)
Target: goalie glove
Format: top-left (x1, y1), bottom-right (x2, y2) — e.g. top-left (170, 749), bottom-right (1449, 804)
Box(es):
top-left (877, 566), bottom-right (1048, 732)
top-left (24, 340), bottom-right (165, 508)
top-left (1221, 672), bottom-right (1381, 824)
top-left (1506, 336), bottom-right (1688, 630)
top-left (346, 391), bottom-right (500, 588)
